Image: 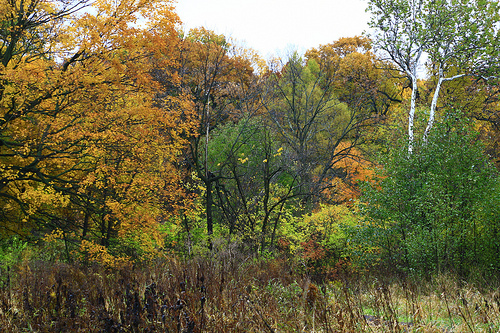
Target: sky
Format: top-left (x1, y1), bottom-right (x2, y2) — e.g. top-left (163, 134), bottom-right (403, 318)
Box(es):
top-left (174, 0), bottom-right (371, 58)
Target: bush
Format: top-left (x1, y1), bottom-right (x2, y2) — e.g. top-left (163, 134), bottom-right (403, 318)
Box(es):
top-left (351, 116), bottom-right (500, 278)
top-left (0, 236), bottom-right (28, 287)
top-left (277, 204), bottom-right (357, 281)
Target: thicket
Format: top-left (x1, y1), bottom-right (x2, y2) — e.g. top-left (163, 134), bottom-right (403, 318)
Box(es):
top-left (351, 116), bottom-right (500, 279)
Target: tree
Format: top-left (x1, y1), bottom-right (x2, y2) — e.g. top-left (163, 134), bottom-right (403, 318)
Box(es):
top-left (261, 40), bottom-right (393, 207)
top-left (306, 36), bottom-right (400, 119)
top-left (306, 36), bottom-right (402, 171)
top-left (171, 28), bottom-right (258, 238)
top-left (367, 0), bottom-right (500, 151)
top-left (419, 72), bottom-right (500, 169)
top-left (355, 116), bottom-right (500, 277)
top-left (0, 0), bottom-right (196, 261)
top-left (0, 0), bottom-right (91, 234)
top-left (207, 116), bottom-right (300, 252)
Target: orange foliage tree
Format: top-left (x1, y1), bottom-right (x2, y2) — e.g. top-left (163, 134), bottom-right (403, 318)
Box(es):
top-left (0, 0), bottom-right (196, 261)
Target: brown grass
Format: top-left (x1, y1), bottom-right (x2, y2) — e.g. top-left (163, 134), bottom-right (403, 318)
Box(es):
top-left (1, 252), bottom-right (499, 332)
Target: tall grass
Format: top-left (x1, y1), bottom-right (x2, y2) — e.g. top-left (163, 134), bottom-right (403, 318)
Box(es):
top-left (1, 251), bottom-right (499, 332)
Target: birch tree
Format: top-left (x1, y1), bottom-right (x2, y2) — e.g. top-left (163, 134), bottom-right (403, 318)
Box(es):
top-left (367, 0), bottom-right (500, 151)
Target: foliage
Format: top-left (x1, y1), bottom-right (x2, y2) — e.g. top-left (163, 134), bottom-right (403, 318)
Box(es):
top-left (273, 204), bottom-right (357, 282)
top-left (0, 0), bottom-right (197, 262)
top-left (1, 0), bottom-right (499, 290)
top-left (171, 27), bottom-right (259, 237)
top-left (260, 37), bottom-right (399, 212)
top-left (351, 115), bottom-right (500, 277)
top-left (205, 116), bottom-right (301, 251)
top-left (263, 52), bottom-right (363, 208)
top-left (0, 235), bottom-right (27, 287)
top-left (306, 36), bottom-right (400, 119)
top-left (367, 0), bottom-right (500, 150)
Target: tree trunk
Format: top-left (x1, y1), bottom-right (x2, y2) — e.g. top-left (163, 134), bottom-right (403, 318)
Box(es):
top-left (408, 73), bottom-right (418, 154)
top-left (206, 175), bottom-right (214, 236)
top-left (423, 77), bottom-right (443, 141)
top-left (423, 74), bottom-right (466, 141)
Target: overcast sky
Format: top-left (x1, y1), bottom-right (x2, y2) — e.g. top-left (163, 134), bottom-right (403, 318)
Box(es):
top-left (174, 0), bottom-right (370, 58)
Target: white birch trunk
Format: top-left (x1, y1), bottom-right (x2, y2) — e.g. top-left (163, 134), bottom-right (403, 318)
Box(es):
top-left (423, 77), bottom-right (443, 142)
top-left (408, 74), bottom-right (418, 154)
top-left (423, 73), bottom-right (466, 142)
top-left (407, 50), bottom-right (423, 155)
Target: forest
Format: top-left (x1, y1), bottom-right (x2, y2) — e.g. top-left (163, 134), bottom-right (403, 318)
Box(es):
top-left (1, 0), bottom-right (500, 331)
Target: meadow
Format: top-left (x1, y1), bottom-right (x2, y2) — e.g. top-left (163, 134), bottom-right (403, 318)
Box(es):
top-left (1, 249), bottom-right (499, 332)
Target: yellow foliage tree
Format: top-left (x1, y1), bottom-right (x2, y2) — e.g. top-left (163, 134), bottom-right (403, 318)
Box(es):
top-left (0, 0), bottom-right (196, 261)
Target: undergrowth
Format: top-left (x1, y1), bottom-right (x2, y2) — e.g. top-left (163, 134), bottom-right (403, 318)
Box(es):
top-left (1, 251), bottom-right (499, 332)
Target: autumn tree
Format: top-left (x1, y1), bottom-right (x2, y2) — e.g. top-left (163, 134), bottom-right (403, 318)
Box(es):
top-left (0, 0), bottom-right (92, 235)
top-left (0, 0), bottom-right (196, 261)
top-left (261, 40), bottom-right (396, 207)
top-left (306, 36), bottom-right (400, 119)
top-left (306, 37), bottom-right (401, 185)
top-left (170, 28), bottom-right (259, 238)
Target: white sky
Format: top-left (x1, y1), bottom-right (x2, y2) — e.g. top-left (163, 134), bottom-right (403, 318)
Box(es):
top-left (174, 0), bottom-right (370, 58)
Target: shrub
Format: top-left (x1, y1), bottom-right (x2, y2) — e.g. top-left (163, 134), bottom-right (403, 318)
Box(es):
top-left (352, 115), bottom-right (500, 278)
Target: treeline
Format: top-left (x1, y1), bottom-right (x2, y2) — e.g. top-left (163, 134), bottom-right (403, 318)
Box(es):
top-left (1, 0), bottom-right (500, 281)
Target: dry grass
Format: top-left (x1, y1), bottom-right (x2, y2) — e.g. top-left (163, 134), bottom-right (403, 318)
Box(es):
top-left (346, 274), bottom-right (500, 333)
top-left (1, 252), bottom-right (499, 332)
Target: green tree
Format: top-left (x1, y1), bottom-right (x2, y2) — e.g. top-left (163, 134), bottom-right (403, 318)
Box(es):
top-left (207, 116), bottom-right (300, 252)
top-left (261, 50), bottom-right (378, 208)
top-left (354, 115), bottom-right (499, 277)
